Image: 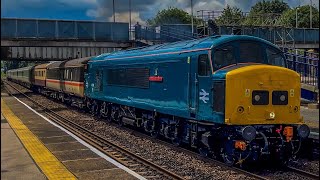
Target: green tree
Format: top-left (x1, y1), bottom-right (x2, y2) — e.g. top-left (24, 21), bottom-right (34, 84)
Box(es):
top-left (216, 5), bottom-right (245, 26)
top-left (2, 61), bottom-right (28, 72)
top-left (146, 7), bottom-right (201, 26)
top-left (243, 0), bottom-right (290, 26)
top-left (280, 5), bottom-right (319, 28)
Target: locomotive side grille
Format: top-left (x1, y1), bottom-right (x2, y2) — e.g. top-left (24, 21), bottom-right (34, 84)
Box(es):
top-left (272, 91), bottom-right (288, 105)
top-left (126, 68), bottom-right (150, 88)
top-left (213, 81), bottom-right (225, 113)
top-left (107, 68), bottom-right (149, 88)
top-left (252, 90), bottom-right (269, 105)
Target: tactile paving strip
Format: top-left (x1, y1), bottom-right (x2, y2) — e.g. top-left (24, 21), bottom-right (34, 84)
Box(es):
top-left (1, 99), bottom-right (77, 180)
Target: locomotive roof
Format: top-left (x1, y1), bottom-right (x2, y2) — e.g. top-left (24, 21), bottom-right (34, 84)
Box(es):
top-left (90, 35), bottom-right (279, 62)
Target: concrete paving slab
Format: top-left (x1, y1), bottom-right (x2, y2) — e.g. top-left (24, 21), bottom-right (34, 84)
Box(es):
top-left (1, 114), bottom-right (46, 180)
top-left (76, 168), bottom-right (138, 180)
top-left (54, 149), bottom-right (100, 161)
top-left (63, 158), bottom-right (117, 173)
top-left (301, 106), bottom-right (319, 132)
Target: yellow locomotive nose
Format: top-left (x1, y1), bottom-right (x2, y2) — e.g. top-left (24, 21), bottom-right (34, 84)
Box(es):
top-left (224, 64), bottom-right (302, 125)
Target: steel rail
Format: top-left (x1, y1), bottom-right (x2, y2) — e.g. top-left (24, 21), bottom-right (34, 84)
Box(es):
top-left (286, 166), bottom-right (319, 180)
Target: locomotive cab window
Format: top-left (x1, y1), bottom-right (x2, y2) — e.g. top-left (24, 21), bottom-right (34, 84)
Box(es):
top-left (213, 45), bottom-right (235, 70)
top-left (198, 54), bottom-right (211, 76)
top-left (239, 42), bottom-right (263, 63)
top-left (266, 47), bottom-right (285, 67)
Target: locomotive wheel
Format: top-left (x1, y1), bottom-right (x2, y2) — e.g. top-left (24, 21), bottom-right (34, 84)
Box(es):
top-left (91, 102), bottom-right (98, 117)
top-left (150, 131), bottom-right (158, 139)
top-left (106, 115), bottom-right (112, 123)
top-left (111, 109), bottom-right (119, 121)
top-left (97, 110), bottom-right (102, 119)
top-left (91, 105), bottom-right (96, 117)
top-left (118, 118), bottom-right (124, 126)
top-left (171, 137), bottom-right (181, 147)
top-left (221, 149), bottom-right (235, 166)
top-left (199, 147), bottom-right (209, 157)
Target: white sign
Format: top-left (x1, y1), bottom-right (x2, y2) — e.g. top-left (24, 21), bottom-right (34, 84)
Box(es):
top-left (199, 89), bottom-right (209, 103)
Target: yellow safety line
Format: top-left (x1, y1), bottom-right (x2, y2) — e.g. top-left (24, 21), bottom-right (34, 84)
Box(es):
top-left (1, 98), bottom-right (77, 180)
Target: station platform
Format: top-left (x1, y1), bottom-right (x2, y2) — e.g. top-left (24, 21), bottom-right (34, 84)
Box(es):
top-left (301, 106), bottom-right (319, 134)
top-left (1, 93), bottom-right (143, 180)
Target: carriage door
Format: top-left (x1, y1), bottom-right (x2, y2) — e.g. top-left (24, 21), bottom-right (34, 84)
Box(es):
top-left (197, 54), bottom-right (212, 120)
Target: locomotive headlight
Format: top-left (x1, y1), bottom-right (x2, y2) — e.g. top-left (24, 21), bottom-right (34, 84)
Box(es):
top-left (254, 95), bottom-right (261, 102)
top-left (241, 126), bottom-right (256, 142)
top-left (280, 95), bottom-right (286, 102)
top-left (297, 124), bottom-right (310, 139)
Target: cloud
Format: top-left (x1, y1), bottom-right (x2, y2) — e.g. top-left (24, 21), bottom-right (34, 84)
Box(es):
top-left (1, 0), bottom-right (319, 22)
top-left (108, 12), bottom-right (146, 25)
top-left (86, 9), bottom-right (99, 18)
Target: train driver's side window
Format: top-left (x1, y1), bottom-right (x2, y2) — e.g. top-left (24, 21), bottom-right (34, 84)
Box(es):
top-left (213, 45), bottom-right (235, 70)
top-left (198, 54), bottom-right (211, 76)
top-left (266, 47), bottom-right (285, 67)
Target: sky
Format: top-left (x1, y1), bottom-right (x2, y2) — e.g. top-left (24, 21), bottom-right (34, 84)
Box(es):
top-left (1, 0), bottom-right (319, 24)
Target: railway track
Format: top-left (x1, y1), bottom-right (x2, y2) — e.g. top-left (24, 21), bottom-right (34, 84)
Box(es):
top-left (3, 81), bottom-right (319, 180)
top-left (286, 166), bottom-right (319, 180)
top-left (4, 81), bottom-right (184, 180)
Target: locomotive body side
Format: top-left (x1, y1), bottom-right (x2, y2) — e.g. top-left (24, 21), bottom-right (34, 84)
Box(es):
top-left (86, 51), bottom-right (205, 120)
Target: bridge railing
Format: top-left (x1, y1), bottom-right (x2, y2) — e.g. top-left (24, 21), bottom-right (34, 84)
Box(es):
top-left (134, 25), bottom-right (198, 44)
top-left (133, 24), bottom-right (319, 45)
top-left (283, 48), bottom-right (319, 87)
top-left (1, 18), bottom-right (129, 41)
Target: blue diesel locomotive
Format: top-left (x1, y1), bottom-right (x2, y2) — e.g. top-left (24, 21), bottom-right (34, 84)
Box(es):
top-left (84, 35), bottom-right (310, 165)
top-left (8, 35), bottom-right (310, 166)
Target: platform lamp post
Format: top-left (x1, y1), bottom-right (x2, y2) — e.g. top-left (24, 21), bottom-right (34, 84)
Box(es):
top-left (129, 0), bottom-right (132, 39)
top-left (113, 0), bottom-right (115, 22)
top-left (191, 0), bottom-right (194, 35)
top-left (310, 0), bottom-right (312, 28)
top-left (295, 7), bottom-right (299, 28)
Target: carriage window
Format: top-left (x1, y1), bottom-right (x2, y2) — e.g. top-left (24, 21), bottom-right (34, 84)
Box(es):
top-left (266, 48), bottom-right (285, 67)
top-left (198, 54), bottom-right (211, 76)
top-left (70, 69), bottom-right (73, 81)
top-left (213, 45), bottom-right (235, 69)
top-left (65, 69), bottom-right (69, 80)
top-left (239, 42), bottom-right (263, 63)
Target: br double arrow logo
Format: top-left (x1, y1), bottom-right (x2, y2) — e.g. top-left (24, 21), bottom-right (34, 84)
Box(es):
top-left (199, 89), bottom-right (209, 103)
